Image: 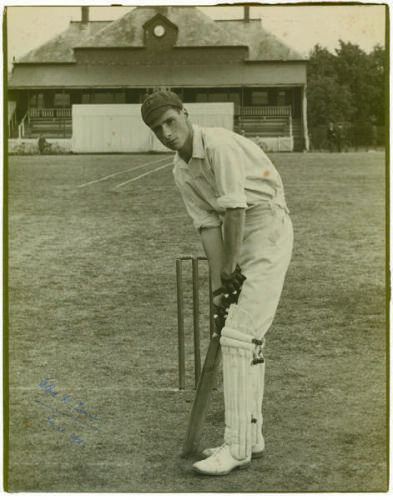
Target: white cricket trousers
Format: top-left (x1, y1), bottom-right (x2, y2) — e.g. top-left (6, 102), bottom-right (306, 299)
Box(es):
top-left (220, 201), bottom-right (293, 460)
top-left (237, 201), bottom-right (293, 336)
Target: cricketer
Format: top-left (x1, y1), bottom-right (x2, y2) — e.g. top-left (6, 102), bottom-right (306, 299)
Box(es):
top-left (141, 91), bottom-right (293, 476)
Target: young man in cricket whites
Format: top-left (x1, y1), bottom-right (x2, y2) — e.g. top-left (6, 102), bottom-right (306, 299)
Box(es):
top-left (141, 91), bottom-right (293, 476)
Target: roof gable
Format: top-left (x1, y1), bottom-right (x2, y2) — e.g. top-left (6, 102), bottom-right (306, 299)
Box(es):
top-left (142, 12), bottom-right (179, 47)
top-left (142, 12), bottom-right (178, 32)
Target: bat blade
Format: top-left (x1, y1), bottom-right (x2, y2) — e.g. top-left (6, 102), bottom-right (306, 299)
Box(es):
top-left (181, 332), bottom-right (222, 458)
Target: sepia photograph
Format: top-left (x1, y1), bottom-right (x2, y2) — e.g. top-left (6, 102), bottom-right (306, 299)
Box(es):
top-left (4, 2), bottom-right (388, 493)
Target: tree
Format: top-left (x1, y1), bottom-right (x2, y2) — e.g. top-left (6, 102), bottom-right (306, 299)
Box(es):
top-left (307, 42), bottom-right (385, 127)
top-left (367, 44), bottom-right (385, 125)
top-left (307, 44), bottom-right (336, 78)
top-left (307, 44), bottom-right (354, 127)
top-left (334, 40), bottom-right (375, 123)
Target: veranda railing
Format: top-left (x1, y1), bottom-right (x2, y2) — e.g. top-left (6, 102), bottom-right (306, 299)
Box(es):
top-left (238, 106), bottom-right (292, 117)
top-left (29, 108), bottom-right (72, 119)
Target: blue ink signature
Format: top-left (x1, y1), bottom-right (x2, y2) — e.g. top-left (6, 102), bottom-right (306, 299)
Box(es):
top-left (47, 414), bottom-right (87, 447)
top-left (36, 377), bottom-right (105, 447)
top-left (39, 377), bottom-right (59, 397)
top-left (34, 399), bottom-right (102, 432)
top-left (39, 377), bottom-right (101, 422)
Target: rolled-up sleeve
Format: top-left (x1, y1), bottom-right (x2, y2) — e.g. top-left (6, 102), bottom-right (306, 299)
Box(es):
top-left (208, 142), bottom-right (248, 209)
top-left (176, 179), bottom-right (222, 232)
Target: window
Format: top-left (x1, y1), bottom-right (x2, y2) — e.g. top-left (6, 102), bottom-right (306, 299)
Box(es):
top-left (54, 93), bottom-right (70, 107)
top-left (94, 92), bottom-right (114, 104)
top-left (196, 92), bottom-right (208, 103)
top-left (228, 92), bottom-right (240, 106)
top-left (37, 93), bottom-right (45, 108)
top-left (251, 90), bottom-right (269, 106)
top-left (195, 90), bottom-right (240, 104)
top-left (209, 92), bottom-right (228, 103)
top-left (153, 25), bottom-right (166, 37)
top-left (277, 91), bottom-right (286, 106)
top-left (114, 91), bottom-right (126, 104)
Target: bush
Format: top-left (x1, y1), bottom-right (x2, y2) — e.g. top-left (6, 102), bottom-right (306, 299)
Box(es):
top-left (8, 139), bottom-right (72, 155)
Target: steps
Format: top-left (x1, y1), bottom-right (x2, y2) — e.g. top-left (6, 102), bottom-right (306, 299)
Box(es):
top-left (234, 115), bottom-right (305, 152)
top-left (236, 116), bottom-right (290, 138)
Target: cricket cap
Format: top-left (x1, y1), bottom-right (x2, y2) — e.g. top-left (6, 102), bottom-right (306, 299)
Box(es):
top-left (141, 90), bottom-right (183, 127)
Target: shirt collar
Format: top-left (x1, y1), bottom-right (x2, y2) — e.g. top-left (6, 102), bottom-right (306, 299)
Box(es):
top-left (191, 125), bottom-right (205, 160)
top-left (175, 124), bottom-right (205, 167)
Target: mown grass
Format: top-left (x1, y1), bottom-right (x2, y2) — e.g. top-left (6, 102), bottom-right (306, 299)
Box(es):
top-left (6, 151), bottom-right (387, 492)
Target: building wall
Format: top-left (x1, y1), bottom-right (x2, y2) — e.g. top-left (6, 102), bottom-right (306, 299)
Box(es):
top-left (74, 46), bottom-right (248, 66)
top-left (10, 61), bottom-right (306, 88)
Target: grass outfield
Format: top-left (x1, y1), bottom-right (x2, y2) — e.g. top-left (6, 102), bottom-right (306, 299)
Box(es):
top-left (6, 152), bottom-right (387, 492)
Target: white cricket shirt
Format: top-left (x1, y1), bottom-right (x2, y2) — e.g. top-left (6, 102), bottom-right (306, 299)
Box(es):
top-left (173, 125), bottom-right (289, 231)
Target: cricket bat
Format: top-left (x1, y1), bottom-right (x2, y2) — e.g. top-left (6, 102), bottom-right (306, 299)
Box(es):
top-left (181, 331), bottom-right (222, 457)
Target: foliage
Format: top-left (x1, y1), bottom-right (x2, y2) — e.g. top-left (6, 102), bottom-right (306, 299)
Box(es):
top-left (367, 44), bottom-right (386, 125)
top-left (307, 41), bottom-right (385, 134)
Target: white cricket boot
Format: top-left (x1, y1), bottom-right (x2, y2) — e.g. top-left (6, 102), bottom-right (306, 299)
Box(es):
top-left (202, 440), bottom-right (264, 459)
top-left (192, 444), bottom-right (250, 476)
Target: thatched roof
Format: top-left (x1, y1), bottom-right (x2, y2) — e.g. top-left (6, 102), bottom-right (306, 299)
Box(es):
top-left (16, 6), bottom-right (304, 64)
top-left (216, 19), bottom-right (303, 61)
top-left (18, 21), bottom-right (110, 63)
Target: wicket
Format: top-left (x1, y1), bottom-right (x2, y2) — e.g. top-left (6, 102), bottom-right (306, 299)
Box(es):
top-left (176, 255), bottom-right (214, 390)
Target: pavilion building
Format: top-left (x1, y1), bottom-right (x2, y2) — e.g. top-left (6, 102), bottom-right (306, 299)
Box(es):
top-left (8, 6), bottom-right (309, 151)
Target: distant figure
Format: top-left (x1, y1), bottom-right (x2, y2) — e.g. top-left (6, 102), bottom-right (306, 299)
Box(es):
top-left (38, 135), bottom-right (50, 154)
top-left (370, 118), bottom-right (378, 150)
top-left (336, 124), bottom-right (343, 153)
top-left (327, 122), bottom-right (336, 152)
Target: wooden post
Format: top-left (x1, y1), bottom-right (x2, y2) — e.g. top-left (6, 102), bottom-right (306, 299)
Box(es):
top-left (176, 259), bottom-right (186, 390)
top-left (302, 85), bottom-right (310, 151)
top-left (192, 257), bottom-right (201, 387)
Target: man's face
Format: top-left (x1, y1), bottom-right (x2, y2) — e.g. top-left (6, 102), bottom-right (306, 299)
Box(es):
top-left (150, 108), bottom-right (191, 151)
